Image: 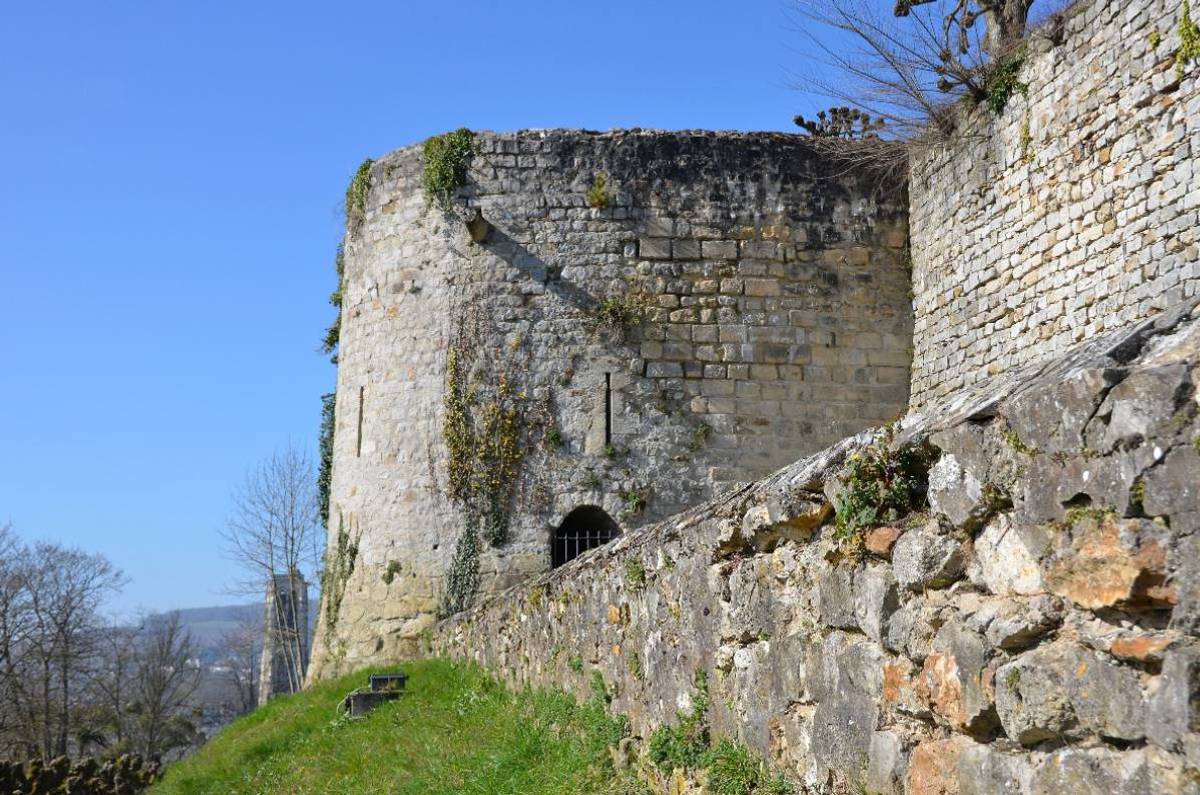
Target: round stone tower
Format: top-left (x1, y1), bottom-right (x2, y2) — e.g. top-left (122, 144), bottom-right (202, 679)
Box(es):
top-left (308, 129), bottom-right (912, 680)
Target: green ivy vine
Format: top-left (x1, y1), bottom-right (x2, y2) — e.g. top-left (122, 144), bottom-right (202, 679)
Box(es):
top-left (422, 128), bottom-right (476, 208)
top-left (321, 514), bottom-right (360, 645)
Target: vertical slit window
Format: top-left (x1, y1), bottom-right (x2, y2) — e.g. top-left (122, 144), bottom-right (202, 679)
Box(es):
top-left (356, 386), bottom-right (365, 458)
top-left (604, 372), bottom-right (612, 447)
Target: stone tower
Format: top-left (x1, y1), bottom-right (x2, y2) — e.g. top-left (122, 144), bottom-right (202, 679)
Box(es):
top-left (258, 571), bottom-right (309, 705)
top-left (309, 129), bottom-right (913, 680)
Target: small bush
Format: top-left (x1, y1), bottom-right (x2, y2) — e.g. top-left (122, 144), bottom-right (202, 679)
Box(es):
top-left (586, 172), bottom-right (612, 209)
top-left (833, 439), bottom-right (930, 544)
top-left (983, 50), bottom-right (1027, 115)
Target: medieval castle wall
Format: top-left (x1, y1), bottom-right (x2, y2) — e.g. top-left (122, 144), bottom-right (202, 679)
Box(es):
top-left (309, 130), bottom-right (911, 679)
top-left (909, 0), bottom-right (1200, 406)
top-left (312, 2), bottom-right (1200, 790)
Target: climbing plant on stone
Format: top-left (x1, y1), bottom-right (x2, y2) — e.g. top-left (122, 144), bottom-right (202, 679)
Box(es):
top-left (422, 128), bottom-right (475, 208)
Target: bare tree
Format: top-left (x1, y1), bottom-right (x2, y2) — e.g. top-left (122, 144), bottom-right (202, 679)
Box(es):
top-left (0, 531), bottom-right (124, 760)
top-left (0, 523), bottom-right (34, 758)
top-left (128, 612), bottom-right (202, 760)
top-left (215, 617), bottom-right (259, 716)
top-left (221, 445), bottom-right (320, 698)
top-left (83, 623), bottom-right (141, 755)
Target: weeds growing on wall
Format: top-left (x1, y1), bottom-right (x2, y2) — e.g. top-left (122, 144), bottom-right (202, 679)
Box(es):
top-left (623, 559), bottom-right (647, 592)
top-left (595, 296), bottom-right (641, 337)
top-left (586, 172), bottom-right (612, 209)
top-left (321, 515), bottom-right (360, 644)
top-left (618, 487), bottom-right (649, 521)
top-left (382, 560), bottom-right (402, 585)
top-left (1180, 0), bottom-right (1200, 77)
top-left (318, 392), bottom-right (336, 528)
top-left (648, 669), bottom-right (710, 771)
top-left (345, 160), bottom-right (374, 230)
top-left (983, 49), bottom-right (1028, 115)
top-left (704, 740), bottom-right (794, 795)
top-left (422, 128), bottom-right (476, 208)
top-left (833, 437), bottom-right (931, 544)
top-left (647, 670), bottom-right (792, 793)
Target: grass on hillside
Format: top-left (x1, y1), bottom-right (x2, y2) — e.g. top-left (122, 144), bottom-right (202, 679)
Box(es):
top-left (153, 659), bottom-right (648, 795)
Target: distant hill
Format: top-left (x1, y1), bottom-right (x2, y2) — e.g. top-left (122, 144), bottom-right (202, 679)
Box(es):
top-left (162, 598), bottom-right (318, 653)
top-left (171, 603), bottom-right (263, 650)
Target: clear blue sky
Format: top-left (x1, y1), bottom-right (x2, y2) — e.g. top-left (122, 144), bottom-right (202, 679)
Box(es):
top-left (0, 0), bottom-right (831, 614)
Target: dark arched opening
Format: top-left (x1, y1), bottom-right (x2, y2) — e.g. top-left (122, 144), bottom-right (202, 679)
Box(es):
top-left (551, 506), bottom-right (621, 568)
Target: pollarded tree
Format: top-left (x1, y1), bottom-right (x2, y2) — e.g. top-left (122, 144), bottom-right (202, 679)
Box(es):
top-left (794, 0), bottom-right (1062, 138)
top-left (895, 0), bottom-right (1034, 58)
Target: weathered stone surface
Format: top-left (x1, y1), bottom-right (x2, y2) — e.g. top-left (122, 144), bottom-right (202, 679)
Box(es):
top-left (906, 737), bottom-right (968, 795)
top-left (818, 565), bottom-right (858, 630)
top-left (865, 525), bottom-right (903, 558)
top-left (974, 514), bottom-right (1043, 597)
top-left (956, 741), bottom-right (1035, 795)
top-left (866, 730), bottom-right (908, 795)
top-left (969, 596), bottom-right (1062, 652)
top-left (917, 622), bottom-right (997, 735)
top-left (929, 454), bottom-right (994, 530)
top-left (1041, 513), bottom-right (1171, 611)
top-left (893, 525), bottom-right (966, 591)
top-left (996, 642), bottom-right (1145, 746)
top-left (854, 564), bottom-right (900, 644)
top-left (1147, 647), bottom-right (1200, 753)
top-left (1029, 747), bottom-right (1188, 795)
top-left (1002, 368), bottom-right (1118, 456)
top-left (1087, 365), bottom-right (1192, 453)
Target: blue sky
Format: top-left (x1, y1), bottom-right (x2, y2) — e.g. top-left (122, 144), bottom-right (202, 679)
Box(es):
top-left (0, 0), bottom-right (832, 614)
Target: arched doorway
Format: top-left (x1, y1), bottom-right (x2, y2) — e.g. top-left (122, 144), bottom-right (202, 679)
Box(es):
top-left (551, 506), bottom-right (621, 567)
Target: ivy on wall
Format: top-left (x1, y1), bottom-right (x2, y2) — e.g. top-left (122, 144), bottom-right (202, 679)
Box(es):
top-left (321, 513), bottom-right (360, 648)
top-left (318, 392), bottom-right (335, 529)
top-left (439, 300), bottom-right (544, 615)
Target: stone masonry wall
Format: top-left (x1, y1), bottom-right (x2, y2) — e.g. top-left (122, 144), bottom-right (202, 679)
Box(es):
top-left (436, 299), bottom-right (1200, 794)
top-left (909, 0), bottom-right (1200, 406)
top-left (309, 130), bottom-right (911, 680)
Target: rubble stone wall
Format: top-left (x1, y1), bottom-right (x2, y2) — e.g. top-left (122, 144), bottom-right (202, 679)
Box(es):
top-left (436, 300), bottom-right (1200, 794)
top-left (309, 130), bottom-right (911, 680)
top-left (909, 0), bottom-right (1200, 406)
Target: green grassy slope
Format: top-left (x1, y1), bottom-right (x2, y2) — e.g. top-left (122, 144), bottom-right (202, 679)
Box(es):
top-left (153, 659), bottom-right (646, 795)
